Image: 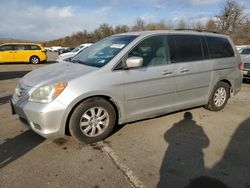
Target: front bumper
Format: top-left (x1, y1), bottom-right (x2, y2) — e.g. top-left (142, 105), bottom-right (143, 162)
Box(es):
top-left (11, 97), bottom-right (67, 139)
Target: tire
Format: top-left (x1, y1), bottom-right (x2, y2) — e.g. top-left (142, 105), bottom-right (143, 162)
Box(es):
top-left (69, 97), bottom-right (116, 143)
top-left (30, 56), bottom-right (40, 64)
top-left (205, 82), bottom-right (230, 111)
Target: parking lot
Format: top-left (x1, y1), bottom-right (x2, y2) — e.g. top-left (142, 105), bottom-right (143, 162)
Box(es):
top-left (0, 52), bottom-right (250, 188)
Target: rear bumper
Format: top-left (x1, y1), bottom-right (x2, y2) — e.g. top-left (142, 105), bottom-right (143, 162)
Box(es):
top-left (40, 54), bottom-right (47, 62)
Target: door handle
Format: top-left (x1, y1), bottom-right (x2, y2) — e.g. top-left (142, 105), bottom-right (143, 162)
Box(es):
top-left (162, 70), bottom-right (173, 75)
top-left (179, 69), bottom-right (189, 73)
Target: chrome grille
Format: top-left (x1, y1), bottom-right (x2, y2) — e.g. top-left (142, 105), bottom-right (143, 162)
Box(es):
top-left (244, 63), bottom-right (250, 69)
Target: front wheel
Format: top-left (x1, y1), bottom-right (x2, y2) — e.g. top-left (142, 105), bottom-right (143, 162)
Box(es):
top-left (69, 97), bottom-right (116, 143)
top-left (205, 82), bottom-right (230, 111)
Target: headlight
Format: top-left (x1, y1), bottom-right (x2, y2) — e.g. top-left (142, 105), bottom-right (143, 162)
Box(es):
top-left (29, 82), bottom-right (67, 103)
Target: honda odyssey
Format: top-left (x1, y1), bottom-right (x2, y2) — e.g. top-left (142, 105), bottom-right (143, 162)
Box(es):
top-left (11, 30), bottom-right (242, 143)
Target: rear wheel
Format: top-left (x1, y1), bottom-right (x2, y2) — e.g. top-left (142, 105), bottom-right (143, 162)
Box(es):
top-left (205, 82), bottom-right (230, 111)
top-left (30, 56), bottom-right (40, 64)
top-left (69, 97), bottom-right (116, 143)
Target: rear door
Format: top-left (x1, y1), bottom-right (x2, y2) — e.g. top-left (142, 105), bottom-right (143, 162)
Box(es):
top-left (26, 45), bottom-right (42, 61)
top-left (13, 45), bottom-right (27, 62)
top-left (120, 35), bottom-right (177, 121)
top-left (167, 34), bottom-right (212, 107)
top-left (0, 45), bottom-right (14, 62)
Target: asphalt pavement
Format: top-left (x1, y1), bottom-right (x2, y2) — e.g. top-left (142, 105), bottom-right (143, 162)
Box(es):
top-left (0, 52), bottom-right (250, 188)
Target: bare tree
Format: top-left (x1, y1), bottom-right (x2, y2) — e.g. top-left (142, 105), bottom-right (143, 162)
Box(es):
top-left (205, 19), bottom-right (218, 32)
top-left (145, 20), bottom-right (170, 30)
top-left (192, 22), bottom-right (205, 30)
top-left (176, 19), bottom-right (187, 29)
top-left (131, 18), bottom-right (145, 31)
top-left (114, 25), bottom-right (129, 34)
top-left (216, 0), bottom-right (246, 33)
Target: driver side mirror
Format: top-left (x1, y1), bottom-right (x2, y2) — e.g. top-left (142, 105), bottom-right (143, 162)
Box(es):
top-left (125, 56), bottom-right (143, 69)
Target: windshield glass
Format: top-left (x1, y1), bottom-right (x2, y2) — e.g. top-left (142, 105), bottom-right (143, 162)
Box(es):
top-left (71, 35), bottom-right (137, 67)
top-left (239, 48), bottom-right (250, 55)
top-left (72, 47), bottom-right (81, 53)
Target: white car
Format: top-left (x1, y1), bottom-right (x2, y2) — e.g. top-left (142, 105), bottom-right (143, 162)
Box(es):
top-left (57, 43), bottom-right (92, 61)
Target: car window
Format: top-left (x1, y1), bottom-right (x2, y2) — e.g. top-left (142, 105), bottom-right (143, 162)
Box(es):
top-left (168, 35), bottom-right (204, 63)
top-left (241, 48), bottom-right (250, 55)
top-left (128, 35), bottom-right (169, 67)
top-left (72, 35), bottom-right (137, 67)
top-left (0, 45), bottom-right (13, 51)
top-left (206, 36), bottom-right (234, 58)
top-left (72, 47), bottom-right (81, 52)
top-left (15, 45), bottom-right (26, 50)
top-left (26, 45), bottom-right (41, 50)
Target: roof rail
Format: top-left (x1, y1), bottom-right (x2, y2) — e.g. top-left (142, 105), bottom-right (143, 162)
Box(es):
top-left (174, 28), bottom-right (219, 34)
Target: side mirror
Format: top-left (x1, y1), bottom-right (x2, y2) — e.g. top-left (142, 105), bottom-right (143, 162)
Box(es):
top-left (125, 56), bottom-right (143, 68)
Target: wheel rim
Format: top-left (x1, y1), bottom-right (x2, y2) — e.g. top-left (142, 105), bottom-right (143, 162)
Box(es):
top-left (31, 57), bottom-right (39, 64)
top-left (79, 107), bottom-right (109, 137)
top-left (214, 87), bottom-right (227, 107)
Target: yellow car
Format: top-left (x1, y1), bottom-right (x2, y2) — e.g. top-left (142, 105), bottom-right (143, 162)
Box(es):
top-left (0, 43), bottom-right (47, 64)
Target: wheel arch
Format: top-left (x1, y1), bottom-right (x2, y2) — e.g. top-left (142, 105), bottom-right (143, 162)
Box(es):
top-left (64, 95), bottom-right (122, 136)
top-left (219, 79), bottom-right (232, 87)
top-left (218, 78), bottom-right (232, 97)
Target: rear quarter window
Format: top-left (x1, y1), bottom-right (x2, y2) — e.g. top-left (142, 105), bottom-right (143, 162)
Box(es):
top-left (206, 36), bottom-right (234, 58)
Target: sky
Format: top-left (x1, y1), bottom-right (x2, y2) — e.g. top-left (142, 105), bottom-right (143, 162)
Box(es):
top-left (0, 0), bottom-right (249, 41)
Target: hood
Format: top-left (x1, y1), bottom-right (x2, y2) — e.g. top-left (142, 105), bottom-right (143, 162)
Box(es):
top-left (57, 53), bottom-right (75, 61)
top-left (21, 62), bottom-right (98, 87)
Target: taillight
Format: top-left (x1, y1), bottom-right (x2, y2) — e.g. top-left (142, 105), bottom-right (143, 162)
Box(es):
top-left (238, 62), bottom-right (243, 71)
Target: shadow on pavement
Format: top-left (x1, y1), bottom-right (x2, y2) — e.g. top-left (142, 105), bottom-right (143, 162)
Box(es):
top-left (0, 130), bottom-right (45, 169)
top-left (185, 176), bottom-right (228, 188)
top-left (45, 61), bottom-right (57, 64)
top-left (157, 112), bottom-right (210, 188)
top-left (158, 112), bottom-right (250, 188)
top-left (0, 95), bottom-right (12, 105)
top-left (0, 71), bottom-right (30, 80)
top-left (205, 117), bottom-right (250, 188)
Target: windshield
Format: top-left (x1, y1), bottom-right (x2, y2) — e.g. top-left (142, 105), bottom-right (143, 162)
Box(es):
top-left (72, 47), bottom-right (81, 53)
top-left (239, 48), bottom-right (250, 55)
top-left (71, 35), bottom-right (137, 67)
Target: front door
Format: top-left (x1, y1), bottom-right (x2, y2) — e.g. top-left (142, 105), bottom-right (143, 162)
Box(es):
top-left (0, 45), bottom-right (14, 62)
top-left (121, 35), bottom-right (177, 122)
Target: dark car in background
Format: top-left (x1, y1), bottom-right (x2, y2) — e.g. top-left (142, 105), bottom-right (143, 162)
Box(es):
top-left (58, 47), bottom-right (75, 55)
top-left (241, 55), bottom-right (250, 79)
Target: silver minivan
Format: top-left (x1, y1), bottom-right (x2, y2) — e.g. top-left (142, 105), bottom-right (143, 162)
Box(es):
top-left (12, 31), bottom-right (242, 143)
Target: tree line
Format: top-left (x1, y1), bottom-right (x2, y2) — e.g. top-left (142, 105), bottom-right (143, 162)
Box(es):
top-left (43, 0), bottom-right (249, 47)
